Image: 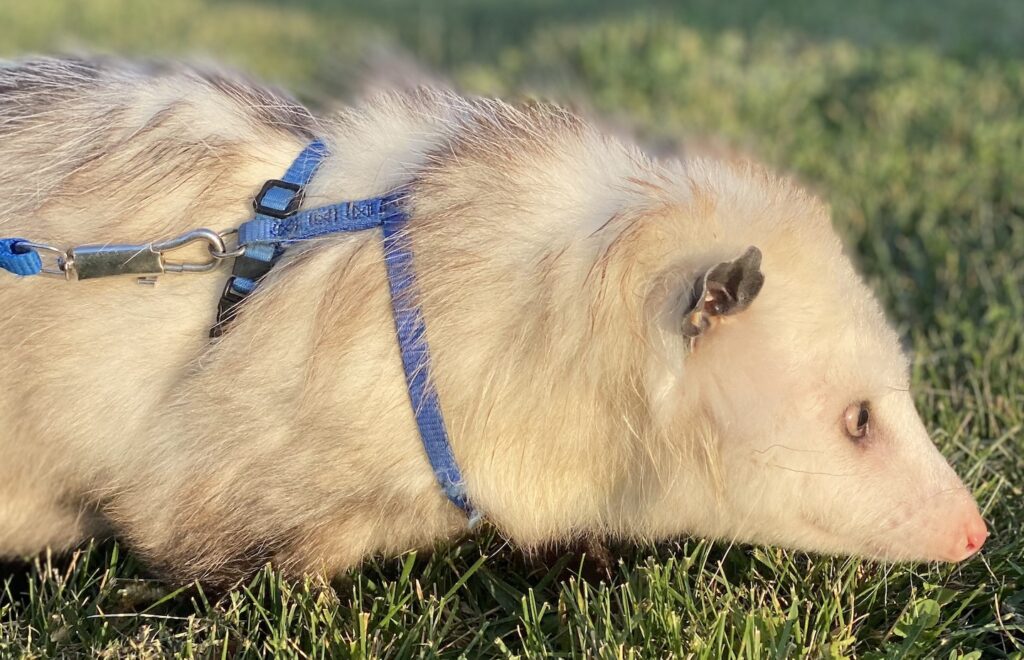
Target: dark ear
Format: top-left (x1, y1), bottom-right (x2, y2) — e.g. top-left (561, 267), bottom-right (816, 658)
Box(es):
top-left (682, 246), bottom-right (765, 339)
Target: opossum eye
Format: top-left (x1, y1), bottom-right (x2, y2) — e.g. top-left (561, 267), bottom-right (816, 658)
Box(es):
top-left (844, 402), bottom-right (870, 439)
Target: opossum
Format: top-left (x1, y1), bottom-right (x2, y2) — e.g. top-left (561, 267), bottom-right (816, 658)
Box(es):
top-left (0, 58), bottom-right (987, 585)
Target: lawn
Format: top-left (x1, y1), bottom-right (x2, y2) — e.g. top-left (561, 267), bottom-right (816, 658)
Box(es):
top-left (0, 0), bottom-right (1022, 657)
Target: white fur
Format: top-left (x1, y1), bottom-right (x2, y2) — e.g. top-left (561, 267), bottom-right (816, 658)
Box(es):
top-left (0, 58), bottom-right (983, 584)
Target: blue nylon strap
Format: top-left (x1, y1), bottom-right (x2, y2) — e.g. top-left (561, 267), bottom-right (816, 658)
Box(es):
top-left (254, 140), bottom-right (327, 214)
top-left (284, 139), bottom-right (329, 185)
top-left (381, 214), bottom-right (470, 511)
top-left (229, 275), bottom-right (258, 296)
top-left (238, 195), bottom-right (403, 245)
top-left (262, 140), bottom-right (326, 212)
top-left (243, 243), bottom-right (278, 262)
top-left (212, 140), bottom-right (332, 335)
top-left (246, 138), bottom-right (329, 267)
top-left (0, 238), bottom-right (43, 276)
top-left (235, 140), bottom-right (474, 517)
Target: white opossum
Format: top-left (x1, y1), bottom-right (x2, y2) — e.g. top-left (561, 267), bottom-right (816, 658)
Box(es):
top-left (0, 58), bottom-right (987, 585)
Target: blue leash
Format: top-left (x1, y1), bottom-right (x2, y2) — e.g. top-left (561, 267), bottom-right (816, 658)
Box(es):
top-left (0, 238), bottom-right (43, 276)
top-left (1, 140), bottom-right (477, 520)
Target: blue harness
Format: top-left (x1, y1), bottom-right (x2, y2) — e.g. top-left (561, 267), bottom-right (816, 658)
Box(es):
top-left (0, 140), bottom-right (476, 519)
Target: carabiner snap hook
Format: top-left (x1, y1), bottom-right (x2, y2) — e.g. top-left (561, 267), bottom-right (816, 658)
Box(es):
top-left (6, 228), bottom-right (243, 282)
top-left (66, 228), bottom-right (230, 280)
top-left (151, 228), bottom-right (227, 273)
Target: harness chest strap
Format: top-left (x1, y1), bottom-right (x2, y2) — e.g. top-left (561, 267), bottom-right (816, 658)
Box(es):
top-left (0, 140), bottom-right (479, 523)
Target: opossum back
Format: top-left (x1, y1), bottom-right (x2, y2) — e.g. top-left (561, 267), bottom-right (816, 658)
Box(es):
top-left (0, 57), bottom-right (317, 227)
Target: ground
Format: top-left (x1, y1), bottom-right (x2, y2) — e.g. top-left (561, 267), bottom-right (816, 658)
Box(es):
top-left (0, 0), bottom-right (1021, 657)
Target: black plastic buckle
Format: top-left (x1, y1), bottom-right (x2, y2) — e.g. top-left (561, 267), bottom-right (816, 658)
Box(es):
top-left (253, 179), bottom-right (303, 219)
top-left (210, 276), bottom-right (250, 338)
top-left (209, 252), bottom-right (282, 338)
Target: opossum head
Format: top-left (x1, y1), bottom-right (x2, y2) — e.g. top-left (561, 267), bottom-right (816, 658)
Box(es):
top-left (645, 176), bottom-right (986, 563)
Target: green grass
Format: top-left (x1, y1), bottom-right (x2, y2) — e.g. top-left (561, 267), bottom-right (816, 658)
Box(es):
top-left (1, 0), bottom-right (1022, 657)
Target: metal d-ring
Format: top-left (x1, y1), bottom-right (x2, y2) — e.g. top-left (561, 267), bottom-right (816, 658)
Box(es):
top-left (209, 228), bottom-right (246, 260)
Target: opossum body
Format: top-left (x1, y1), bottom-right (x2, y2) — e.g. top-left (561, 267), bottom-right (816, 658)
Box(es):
top-left (0, 58), bottom-right (986, 585)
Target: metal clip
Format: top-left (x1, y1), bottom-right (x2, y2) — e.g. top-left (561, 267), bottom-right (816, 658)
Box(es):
top-left (67, 229), bottom-right (228, 281)
top-left (151, 228), bottom-right (228, 274)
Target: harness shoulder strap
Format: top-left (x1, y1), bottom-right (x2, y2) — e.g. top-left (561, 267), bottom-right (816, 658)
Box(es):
top-left (217, 140), bottom-right (476, 519)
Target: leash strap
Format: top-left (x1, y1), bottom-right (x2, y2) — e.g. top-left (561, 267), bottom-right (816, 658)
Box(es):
top-left (0, 238), bottom-right (43, 276)
top-left (229, 141), bottom-right (474, 516)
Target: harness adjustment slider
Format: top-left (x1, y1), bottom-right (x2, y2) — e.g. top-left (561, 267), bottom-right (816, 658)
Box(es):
top-left (253, 179), bottom-right (303, 219)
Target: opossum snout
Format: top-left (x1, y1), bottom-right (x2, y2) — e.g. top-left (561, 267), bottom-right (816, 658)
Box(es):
top-left (944, 507), bottom-right (988, 562)
top-left (962, 514), bottom-right (989, 556)
top-left (900, 492), bottom-right (989, 562)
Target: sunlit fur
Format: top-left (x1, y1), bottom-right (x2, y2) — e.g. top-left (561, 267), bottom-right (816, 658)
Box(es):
top-left (0, 58), bottom-right (982, 585)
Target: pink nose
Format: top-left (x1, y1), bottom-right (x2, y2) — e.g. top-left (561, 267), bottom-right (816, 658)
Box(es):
top-left (954, 512), bottom-right (989, 561)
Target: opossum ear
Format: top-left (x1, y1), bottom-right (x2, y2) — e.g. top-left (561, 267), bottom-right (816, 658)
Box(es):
top-left (682, 246), bottom-right (764, 339)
